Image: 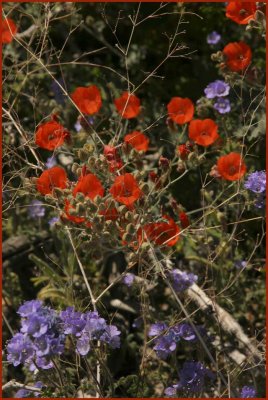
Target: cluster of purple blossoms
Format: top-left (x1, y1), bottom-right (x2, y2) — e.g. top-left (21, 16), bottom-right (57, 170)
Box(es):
top-left (7, 300), bottom-right (65, 371)
top-left (28, 200), bottom-right (45, 219)
top-left (244, 171), bottom-right (266, 209)
top-left (7, 301), bottom-right (121, 373)
top-left (207, 31), bottom-right (221, 45)
top-left (204, 80), bottom-right (231, 114)
top-left (165, 361), bottom-right (215, 396)
top-left (148, 321), bottom-right (208, 360)
top-left (169, 269), bottom-right (197, 292)
top-left (60, 307), bottom-right (121, 356)
top-left (241, 386), bottom-right (256, 398)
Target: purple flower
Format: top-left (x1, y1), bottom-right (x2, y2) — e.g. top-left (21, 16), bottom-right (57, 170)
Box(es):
top-left (214, 97), bottom-right (231, 114)
top-left (241, 386), bottom-right (256, 398)
top-left (122, 273), bottom-right (135, 287)
top-left (36, 356), bottom-right (54, 369)
top-left (48, 216), bottom-right (60, 227)
top-left (207, 31), bottom-right (221, 45)
top-left (173, 323), bottom-right (196, 341)
top-left (254, 193), bottom-right (266, 209)
top-left (148, 322), bottom-right (167, 337)
top-left (21, 314), bottom-right (49, 338)
top-left (7, 333), bottom-right (35, 367)
top-left (244, 171), bottom-right (266, 194)
top-left (60, 307), bottom-right (86, 336)
top-left (45, 156), bottom-right (57, 169)
top-left (76, 333), bottom-right (91, 356)
top-left (235, 260), bottom-right (247, 269)
top-left (15, 382), bottom-right (43, 398)
top-left (132, 317), bottom-right (143, 329)
top-left (164, 384), bottom-right (179, 397)
top-left (83, 311), bottom-right (107, 338)
top-left (169, 270), bottom-right (197, 292)
top-left (153, 332), bottom-right (177, 360)
top-left (18, 300), bottom-right (42, 317)
top-left (178, 361), bottom-right (215, 393)
top-left (28, 200), bottom-right (45, 218)
top-left (100, 325), bottom-right (121, 349)
top-left (204, 80), bottom-right (230, 99)
top-left (74, 121), bottom-right (82, 132)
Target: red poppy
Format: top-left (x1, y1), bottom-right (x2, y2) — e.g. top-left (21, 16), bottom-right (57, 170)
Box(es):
top-left (73, 174), bottom-right (104, 200)
top-left (177, 144), bottom-right (191, 160)
top-left (217, 152), bottom-right (247, 181)
top-left (167, 97), bottom-right (194, 125)
top-left (71, 85), bottom-right (102, 115)
top-left (36, 166), bottom-right (67, 195)
top-left (223, 42), bottom-right (252, 72)
top-left (179, 212), bottom-right (190, 229)
top-left (104, 145), bottom-right (123, 173)
top-left (226, 2), bottom-right (256, 25)
top-left (138, 215), bottom-right (180, 247)
top-left (110, 173), bottom-right (142, 207)
top-left (124, 131), bottom-right (149, 152)
top-left (35, 121), bottom-right (70, 151)
top-left (2, 18), bottom-right (17, 44)
top-left (114, 92), bottom-right (140, 119)
top-left (189, 119), bottom-right (219, 147)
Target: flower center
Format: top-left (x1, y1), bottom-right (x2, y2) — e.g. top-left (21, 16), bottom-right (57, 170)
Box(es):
top-left (229, 166), bottom-right (237, 175)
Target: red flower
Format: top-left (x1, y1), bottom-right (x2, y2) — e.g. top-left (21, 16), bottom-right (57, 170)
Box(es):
top-left (177, 144), bottom-right (191, 160)
top-left (124, 131), bottom-right (149, 152)
top-left (114, 92), bottom-right (140, 119)
top-left (110, 173), bottom-right (142, 206)
top-left (35, 121), bottom-right (70, 151)
top-left (138, 215), bottom-right (180, 247)
top-left (189, 119), bottom-right (219, 147)
top-left (71, 85), bottom-right (102, 115)
top-left (217, 152), bottom-right (247, 181)
top-left (167, 97), bottom-right (194, 125)
top-left (36, 166), bottom-right (67, 195)
top-left (2, 18), bottom-right (17, 44)
top-left (73, 174), bottom-right (104, 200)
top-left (223, 42), bottom-right (252, 72)
top-left (104, 145), bottom-right (123, 173)
top-left (179, 212), bottom-right (190, 229)
top-left (226, 2), bottom-right (256, 25)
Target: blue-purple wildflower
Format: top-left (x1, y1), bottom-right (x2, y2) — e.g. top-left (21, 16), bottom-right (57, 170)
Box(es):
top-left (244, 171), bottom-right (266, 194)
top-left (45, 156), bottom-right (57, 169)
top-left (28, 200), bottom-right (45, 219)
top-left (169, 270), bottom-right (197, 292)
top-left (122, 273), bottom-right (135, 287)
top-left (204, 80), bottom-right (230, 99)
top-left (241, 386), bottom-right (256, 398)
top-left (207, 31), bottom-right (221, 45)
top-left (214, 97), bottom-right (231, 114)
top-left (165, 361), bottom-right (215, 395)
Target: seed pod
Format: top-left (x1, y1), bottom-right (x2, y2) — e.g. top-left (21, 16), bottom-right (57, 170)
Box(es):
top-left (126, 223), bottom-right (136, 234)
top-left (122, 232), bottom-right (133, 242)
top-left (71, 163), bottom-right (80, 174)
top-left (76, 192), bottom-right (85, 202)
